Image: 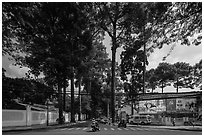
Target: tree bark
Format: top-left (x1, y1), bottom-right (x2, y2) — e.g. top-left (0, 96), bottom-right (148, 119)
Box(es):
top-left (58, 80), bottom-right (64, 124)
top-left (111, 37), bottom-right (116, 124)
top-left (63, 76), bottom-right (66, 111)
top-left (176, 77), bottom-right (179, 93)
top-left (71, 67), bottom-right (75, 123)
top-left (131, 98), bottom-right (134, 115)
top-left (78, 77), bottom-right (82, 121)
top-left (143, 43), bottom-right (146, 94)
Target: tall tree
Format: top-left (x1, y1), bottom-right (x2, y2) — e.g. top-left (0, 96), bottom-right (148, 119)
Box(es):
top-left (91, 2), bottom-right (131, 123)
top-left (90, 3), bottom-right (171, 122)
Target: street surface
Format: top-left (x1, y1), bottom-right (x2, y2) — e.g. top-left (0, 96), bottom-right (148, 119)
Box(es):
top-left (3, 122), bottom-right (201, 135)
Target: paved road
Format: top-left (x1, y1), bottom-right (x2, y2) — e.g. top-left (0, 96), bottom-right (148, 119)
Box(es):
top-left (3, 123), bottom-right (202, 135)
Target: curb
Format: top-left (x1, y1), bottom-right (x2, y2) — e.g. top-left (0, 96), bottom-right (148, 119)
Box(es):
top-left (167, 127), bottom-right (202, 132)
top-left (129, 125), bottom-right (202, 132)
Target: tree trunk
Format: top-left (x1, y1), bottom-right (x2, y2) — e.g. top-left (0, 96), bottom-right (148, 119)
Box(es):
top-left (78, 77), bottom-right (81, 121)
top-left (63, 76), bottom-right (66, 111)
top-left (111, 38), bottom-right (116, 124)
top-left (89, 78), bottom-right (92, 94)
top-left (71, 67), bottom-right (75, 123)
top-left (176, 77), bottom-right (179, 93)
top-left (58, 80), bottom-right (64, 124)
top-left (131, 99), bottom-right (134, 115)
top-left (161, 82), bottom-right (164, 93)
top-left (107, 102), bottom-right (110, 118)
top-left (143, 43), bottom-right (146, 94)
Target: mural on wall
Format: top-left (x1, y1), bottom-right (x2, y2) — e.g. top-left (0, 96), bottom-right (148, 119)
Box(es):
top-left (166, 99), bottom-right (176, 112)
top-left (138, 98), bottom-right (197, 114)
top-left (139, 100), bottom-right (166, 114)
top-left (176, 98), bottom-right (197, 112)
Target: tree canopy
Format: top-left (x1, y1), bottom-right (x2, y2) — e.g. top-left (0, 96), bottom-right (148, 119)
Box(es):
top-left (145, 60), bottom-right (202, 93)
top-left (150, 2), bottom-right (202, 60)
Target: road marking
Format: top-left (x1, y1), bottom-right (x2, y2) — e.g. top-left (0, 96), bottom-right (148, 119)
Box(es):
top-left (117, 128), bottom-right (122, 130)
top-left (104, 128), bottom-right (108, 130)
top-left (75, 128), bottom-right (81, 130)
top-left (110, 128), bottom-right (115, 130)
top-left (143, 128), bottom-right (150, 131)
top-left (135, 128), bottom-right (143, 131)
top-left (130, 128), bottom-right (135, 131)
top-left (124, 128), bottom-right (129, 130)
top-left (67, 128), bottom-right (74, 130)
top-left (60, 128), bottom-right (67, 131)
top-left (83, 128), bottom-right (87, 130)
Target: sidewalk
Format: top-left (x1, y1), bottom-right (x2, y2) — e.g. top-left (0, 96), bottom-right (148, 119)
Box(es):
top-left (2, 121), bottom-right (86, 132)
top-left (127, 124), bottom-right (202, 132)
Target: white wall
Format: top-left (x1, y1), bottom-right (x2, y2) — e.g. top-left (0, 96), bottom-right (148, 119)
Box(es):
top-left (2, 110), bottom-right (27, 127)
top-left (3, 107), bottom-right (86, 127)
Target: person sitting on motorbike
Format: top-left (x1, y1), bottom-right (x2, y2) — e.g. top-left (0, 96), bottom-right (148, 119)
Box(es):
top-left (91, 118), bottom-right (100, 130)
top-left (118, 119), bottom-right (127, 128)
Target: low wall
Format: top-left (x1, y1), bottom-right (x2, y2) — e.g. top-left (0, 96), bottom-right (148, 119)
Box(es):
top-left (31, 111), bottom-right (47, 125)
top-left (2, 110), bottom-right (27, 127)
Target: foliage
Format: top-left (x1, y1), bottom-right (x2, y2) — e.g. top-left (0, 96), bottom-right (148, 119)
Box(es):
top-left (187, 60), bottom-right (202, 90)
top-left (2, 73), bottom-right (55, 109)
top-left (150, 2), bottom-right (202, 60)
top-left (172, 62), bottom-right (192, 92)
top-left (154, 62), bottom-right (174, 93)
top-left (2, 2), bottom-right (33, 56)
top-left (145, 60), bottom-right (202, 93)
top-left (193, 60), bottom-right (202, 89)
top-left (145, 69), bottom-right (158, 93)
